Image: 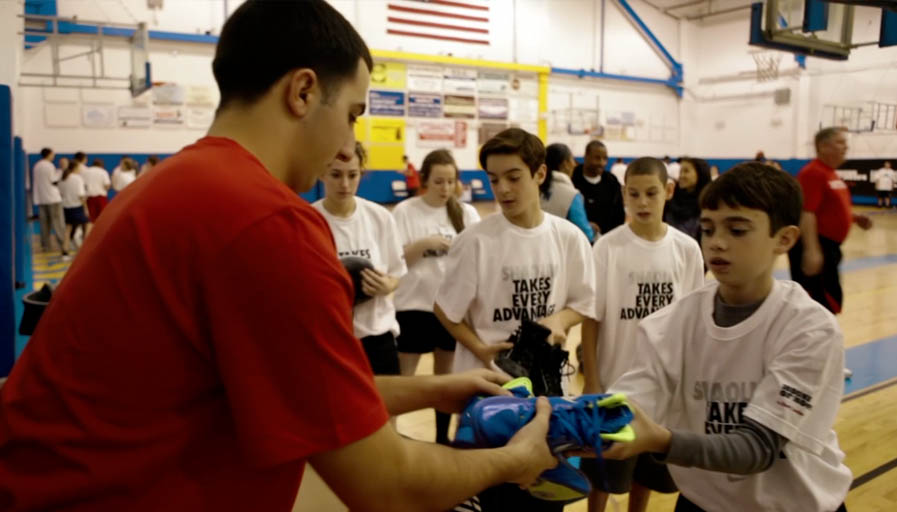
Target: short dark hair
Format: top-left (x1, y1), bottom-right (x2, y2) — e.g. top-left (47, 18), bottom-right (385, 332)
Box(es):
top-left (213, 0), bottom-right (373, 110)
top-left (699, 162), bottom-right (802, 235)
top-left (814, 126), bottom-right (846, 152)
top-left (479, 128), bottom-right (545, 176)
top-left (625, 156), bottom-right (667, 184)
top-left (40, 148), bottom-right (53, 158)
top-left (91, 159), bottom-right (105, 168)
top-left (584, 140), bottom-right (605, 157)
top-left (73, 151), bottom-right (86, 163)
top-left (147, 156), bottom-right (160, 165)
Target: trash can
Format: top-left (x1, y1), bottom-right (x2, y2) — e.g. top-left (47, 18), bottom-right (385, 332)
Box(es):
top-left (19, 284), bottom-right (54, 336)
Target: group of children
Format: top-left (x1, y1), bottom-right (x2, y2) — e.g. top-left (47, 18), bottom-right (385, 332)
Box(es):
top-left (31, 150), bottom-right (160, 257)
top-left (312, 127), bottom-right (851, 512)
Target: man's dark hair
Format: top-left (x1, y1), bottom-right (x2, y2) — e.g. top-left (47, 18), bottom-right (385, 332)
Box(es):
top-left (699, 162), bottom-right (802, 235)
top-left (40, 148), bottom-right (53, 159)
top-left (73, 151), bottom-right (86, 163)
top-left (213, 0), bottom-right (373, 110)
top-left (624, 156), bottom-right (667, 184)
top-left (91, 159), bottom-right (105, 168)
top-left (479, 128), bottom-right (545, 176)
top-left (814, 126), bottom-right (846, 152)
top-left (584, 140), bottom-right (605, 157)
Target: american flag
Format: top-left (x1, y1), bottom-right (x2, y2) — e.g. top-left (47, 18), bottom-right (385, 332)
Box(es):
top-left (386, 0), bottom-right (491, 46)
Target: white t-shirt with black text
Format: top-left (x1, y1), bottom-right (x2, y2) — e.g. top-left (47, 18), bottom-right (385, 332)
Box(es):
top-left (313, 197), bottom-right (407, 339)
top-left (589, 224), bottom-right (704, 389)
top-left (436, 213), bottom-right (596, 374)
top-left (393, 196), bottom-right (481, 313)
top-left (611, 280), bottom-right (852, 512)
top-left (59, 174), bottom-right (86, 208)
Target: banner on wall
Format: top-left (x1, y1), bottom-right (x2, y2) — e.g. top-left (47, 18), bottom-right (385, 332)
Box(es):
top-left (44, 104), bottom-right (80, 128)
top-left (185, 85), bottom-right (217, 107)
top-left (371, 62), bottom-right (407, 89)
top-left (479, 122), bottom-right (508, 145)
top-left (186, 107), bottom-right (215, 129)
top-left (117, 106), bottom-right (152, 128)
top-left (478, 97), bottom-right (509, 120)
top-left (407, 65), bottom-right (443, 93)
top-left (478, 71), bottom-right (509, 94)
top-left (444, 95), bottom-right (476, 119)
top-left (444, 68), bottom-right (477, 95)
top-left (370, 90), bottom-right (406, 117)
top-left (370, 118), bottom-right (405, 144)
top-left (153, 106), bottom-right (185, 127)
top-left (408, 93), bottom-right (442, 118)
top-left (152, 83), bottom-right (186, 105)
top-left (509, 97), bottom-right (539, 123)
top-left (81, 105), bottom-right (116, 128)
top-left (416, 120), bottom-right (467, 148)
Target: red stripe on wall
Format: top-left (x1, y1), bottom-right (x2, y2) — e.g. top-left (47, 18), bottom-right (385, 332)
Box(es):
top-left (387, 16), bottom-right (489, 34)
top-left (387, 4), bottom-right (489, 22)
top-left (427, 0), bottom-right (490, 11)
top-left (387, 28), bottom-right (490, 45)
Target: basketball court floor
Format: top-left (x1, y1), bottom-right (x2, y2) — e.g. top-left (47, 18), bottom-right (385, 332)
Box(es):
top-left (24, 204), bottom-right (897, 511)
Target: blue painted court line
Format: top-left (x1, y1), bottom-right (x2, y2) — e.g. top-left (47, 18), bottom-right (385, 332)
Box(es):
top-left (844, 334), bottom-right (897, 395)
top-left (773, 253), bottom-right (897, 280)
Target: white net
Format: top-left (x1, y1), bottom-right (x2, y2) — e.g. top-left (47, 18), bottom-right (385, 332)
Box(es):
top-left (751, 52), bottom-right (784, 82)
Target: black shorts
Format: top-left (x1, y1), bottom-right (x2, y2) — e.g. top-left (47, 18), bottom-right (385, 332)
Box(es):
top-left (878, 190), bottom-right (892, 199)
top-left (63, 206), bottom-right (89, 225)
top-left (396, 310), bottom-right (456, 353)
top-left (580, 453), bottom-right (678, 494)
top-left (360, 332), bottom-right (400, 375)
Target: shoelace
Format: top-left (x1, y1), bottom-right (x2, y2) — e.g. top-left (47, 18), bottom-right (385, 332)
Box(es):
top-left (549, 398), bottom-right (628, 455)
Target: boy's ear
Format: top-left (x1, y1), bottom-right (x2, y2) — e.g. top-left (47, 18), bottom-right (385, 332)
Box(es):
top-left (664, 179), bottom-right (675, 200)
top-left (534, 163), bottom-right (547, 186)
top-left (773, 225), bottom-right (800, 255)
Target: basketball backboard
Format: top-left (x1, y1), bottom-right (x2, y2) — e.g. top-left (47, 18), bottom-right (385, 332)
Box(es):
top-left (130, 22), bottom-right (152, 97)
top-left (750, 0), bottom-right (855, 59)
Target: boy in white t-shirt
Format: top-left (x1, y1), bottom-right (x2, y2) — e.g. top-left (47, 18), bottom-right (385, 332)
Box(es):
top-left (873, 161), bottom-right (895, 208)
top-left (581, 157), bottom-right (705, 512)
top-left (604, 162), bottom-right (851, 512)
top-left (435, 128), bottom-right (596, 512)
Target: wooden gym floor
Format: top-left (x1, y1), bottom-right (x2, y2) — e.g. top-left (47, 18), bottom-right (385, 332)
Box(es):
top-left (23, 205), bottom-right (897, 511)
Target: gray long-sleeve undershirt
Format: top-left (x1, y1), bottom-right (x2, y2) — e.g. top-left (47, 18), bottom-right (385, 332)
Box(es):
top-left (657, 293), bottom-right (787, 475)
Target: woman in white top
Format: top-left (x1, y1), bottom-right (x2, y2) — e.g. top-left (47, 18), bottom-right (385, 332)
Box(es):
top-left (58, 160), bottom-right (90, 249)
top-left (312, 143), bottom-right (407, 376)
top-left (392, 150), bottom-right (480, 444)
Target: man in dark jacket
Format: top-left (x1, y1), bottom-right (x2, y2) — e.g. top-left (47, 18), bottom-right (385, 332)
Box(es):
top-left (572, 140), bottom-right (625, 236)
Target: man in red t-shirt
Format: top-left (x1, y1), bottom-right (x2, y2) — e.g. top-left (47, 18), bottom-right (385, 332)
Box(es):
top-left (0, 2), bottom-right (559, 510)
top-left (402, 154), bottom-right (420, 196)
top-left (788, 127), bottom-right (872, 315)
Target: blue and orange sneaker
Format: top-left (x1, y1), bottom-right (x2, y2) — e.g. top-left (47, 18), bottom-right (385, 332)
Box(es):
top-left (454, 377), bottom-right (635, 504)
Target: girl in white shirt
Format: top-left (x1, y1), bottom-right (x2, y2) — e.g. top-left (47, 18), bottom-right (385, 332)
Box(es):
top-left (58, 161), bottom-right (89, 249)
top-left (312, 143), bottom-right (407, 376)
top-left (392, 150), bottom-right (480, 444)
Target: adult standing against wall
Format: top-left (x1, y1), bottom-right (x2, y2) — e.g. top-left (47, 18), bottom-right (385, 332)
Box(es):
top-left (0, 2), bottom-right (557, 510)
top-left (789, 127), bottom-right (872, 317)
top-left (402, 154), bottom-right (420, 197)
top-left (872, 161), bottom-right (895, 208)
top-left (31, 147), bottom-right (69, 258)
top-left (572, 140), bottom-right (625, 236)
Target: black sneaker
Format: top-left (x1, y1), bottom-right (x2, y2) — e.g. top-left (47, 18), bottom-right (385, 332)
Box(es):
top-left (494, 320), bottom-right (569, 396)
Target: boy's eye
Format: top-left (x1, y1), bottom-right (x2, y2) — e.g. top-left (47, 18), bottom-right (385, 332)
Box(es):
top-left (730, 228), bottom-right (747, 236)
top-left (700, 227), bottom-right (713, 236)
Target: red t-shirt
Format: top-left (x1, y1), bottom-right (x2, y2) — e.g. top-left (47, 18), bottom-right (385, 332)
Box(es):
top-left (0, 137), bottom-right (389, 510)
top-left (405, 163), bottom-right (420, 189)
top-left (797, 159), bottom-right (853, 243)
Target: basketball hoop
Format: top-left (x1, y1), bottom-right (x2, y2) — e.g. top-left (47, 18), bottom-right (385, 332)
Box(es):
top-left (751, 51), bottom-right (783, 82)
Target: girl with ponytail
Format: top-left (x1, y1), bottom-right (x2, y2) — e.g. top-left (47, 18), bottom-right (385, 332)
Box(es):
top-left (391, 149), bottom-right (481, 445)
